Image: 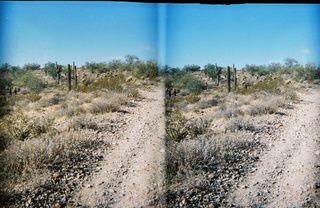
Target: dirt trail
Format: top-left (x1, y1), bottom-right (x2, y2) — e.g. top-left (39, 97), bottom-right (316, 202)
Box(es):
top-left (73, 84), bottom-right (166, 207)
top-left (231, 87), bottom-right (320, 207)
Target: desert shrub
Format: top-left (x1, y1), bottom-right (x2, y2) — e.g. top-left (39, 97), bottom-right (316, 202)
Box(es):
top-left (244, 64), bottom-right (269, 76)
top-left (81, 93), bottom-right (127, 115)
top-left (15, 71), bottom-right (46, 93)
top-left (0, 110), bottom-right (55, 141)
top-left (22, 63), bottom-right (40, 71)
top-left (68, 115), bottom-right (99, 131)
top-left (59, 101), bottom-right (85, 117)
top-left (166, 109), bottom-right (210, 143)
top-left (1, 111), bottom-right (33, 141)
top-left (185, 94), bottom-right (201, 103)
top-left (237, 76), bottom-right (285, 95)
top-left (107, 59), bottom-right (124, 71)
top-left (240, 93), bottom-right (285, 116)
top-left (44, 61), bottom-right (57, 79)
top-left (204, 63), bottom-right (218, 81)
top-left (176, 73), bottom-right (204, 94)
top-left (198, 98), bottom-right (218, 109)
top-left (133, 59), bottom-right (159, 79)
top-left (166, 134), bottom-right (259, 184)
top-left (166, 137), bottom-right (218, 183)
top-left (78, 72), bottom-right (125, 92)
top-left (183, 64), bottom-right (201, 72)
top-left (166, 109), bottom-right (189, 143)
top-left (25, 93), bottom-right (42, 102)
top-left (84, 61), bottom-right (109, 73)
top-left (291, 62), bottom-right (320, 81)
top-left (0, 130), bottom-right (94, 192)
top-left (38, 94), bottom-right (65, 107)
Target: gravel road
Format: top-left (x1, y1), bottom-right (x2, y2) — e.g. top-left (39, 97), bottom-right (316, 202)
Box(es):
top-left (73, 83), bottom-right (166, 207)
top-left (230, 87), bottom-right (320, 207)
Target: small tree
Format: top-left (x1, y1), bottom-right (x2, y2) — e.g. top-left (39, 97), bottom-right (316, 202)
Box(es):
top-left (107, 59), bottom-right (123, 71)
top-left (267, 62), bottom-right (282, 73)
top-left (183, 64), bottom-right (201, 72)
top-left (159, 65), bottom-right (170, 76)
top-left (177, 73), bottom-right (204, 94)
top-left (22, 63), bottom-right (41, 71)
top-left (281, 58), bottom-right (298, 74)
top-left (204, 63), bottom-right (216, 81)
top-left (44, 61), bottom-right (57, 79)
top-left (0, 63), bottom-right (12, 95)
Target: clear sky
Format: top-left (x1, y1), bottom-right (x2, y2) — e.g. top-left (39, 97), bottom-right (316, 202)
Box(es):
top-left (1, 2), bottom-right (319, 69)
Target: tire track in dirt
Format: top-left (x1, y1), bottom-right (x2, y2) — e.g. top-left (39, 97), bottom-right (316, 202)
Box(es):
top-left (73, 84), bottom-right (166, 207)
top-left (230, 87), bottom-right (320, 207)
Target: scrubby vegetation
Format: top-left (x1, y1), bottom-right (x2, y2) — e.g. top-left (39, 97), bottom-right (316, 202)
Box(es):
top-left (163, 58), bottom-right (319, 206)
top-left (0, 55), bottom-right (160, 206)
top-left (0, 56), bottom-right (319, 206)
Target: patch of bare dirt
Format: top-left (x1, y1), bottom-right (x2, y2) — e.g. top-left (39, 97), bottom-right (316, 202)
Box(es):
top-left (73, 83), bottom-right (166, 207)
top-left (230, 86), bottom-right (320, 207)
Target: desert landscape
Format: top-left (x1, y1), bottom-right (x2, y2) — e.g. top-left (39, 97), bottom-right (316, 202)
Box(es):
top-left (0, 58), bottom-right (319, 207)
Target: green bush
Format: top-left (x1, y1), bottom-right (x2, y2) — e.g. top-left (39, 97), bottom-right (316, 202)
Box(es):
top-left (22, 63), bottom-right (40, 71)
top-left (44, 62), bottom-right (57, 79)
top-left (204, 63), bottom-right (217, 80)
top-left (176, 73), bottom-right (204, 94)
top-left (244, 64), bottom-right (269, 76)
top-left (133, 59), bottom-right (159, 79)
top-left (15, 71), bottom-right (46, 93)
top-left (183, 64), bottom-right (201, 72)
top-left (78, 72), bottom-right (125, 92)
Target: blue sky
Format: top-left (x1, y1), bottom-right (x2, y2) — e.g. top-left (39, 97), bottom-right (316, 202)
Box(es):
top-left (1, 2), bottom-right (319, 69)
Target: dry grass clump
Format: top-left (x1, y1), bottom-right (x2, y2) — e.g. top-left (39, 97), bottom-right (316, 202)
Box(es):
top-left (38, 92), bottom-right (66, 108)
top-left (166, 109), bottom-right (210, 143)
top-left (0, 130), bottom-right (93, 193)
top-left (239, 93), bottom-right (286, 116)
top-left (68, 115), bottom-right (99, 131)
top-left (165, 133), bottom-right (257, 185)
top-left (0, 109), bottom-right (55, 141)
top-left (81, 92), bottom-right (128, 114)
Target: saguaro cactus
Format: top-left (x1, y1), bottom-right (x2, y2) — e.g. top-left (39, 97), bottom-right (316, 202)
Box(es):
top-left (216, 63), bottom-right (221, 86)
top-left (74, 66), bottom-right (78, 89)
top-left (56, 62), bottom-right (61, 85)
top-left (227, 66), bottom-right (231, 93)
top-left (67, 64), bottom-right (72, 91)
top-left (233, 65), bottom-right (237, 91)
top-left (73, 62), bottom-right (75, 80)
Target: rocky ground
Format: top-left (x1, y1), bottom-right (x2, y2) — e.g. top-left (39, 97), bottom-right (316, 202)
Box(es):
top-left (164, 86), bottom-right (320, 207)
top-left (230, 86), bottom-right (320, 207)
top-left (3, 82), bottom-right (319, 208)
top-left (3, 83), bottom-right (166, 207)
top-left (72, 83), bottom-right (166, 207)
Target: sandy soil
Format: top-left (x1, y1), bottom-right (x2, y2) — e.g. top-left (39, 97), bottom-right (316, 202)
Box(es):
top-left (230, 86), bottom-right (320, 207)
top-left (73, 83), bottom-right (166, 207)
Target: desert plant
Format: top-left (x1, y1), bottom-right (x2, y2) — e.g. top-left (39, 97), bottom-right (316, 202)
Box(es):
top-left (0, 110), bottom-right (55, 141)
top-left (22, 63), bottom-right (41, 71)
top-left (44, 61), bottom-right (57, 78)
top-left (25, 93), bottom-right (42, 102)
top-left (166, 109), bottom-right (189, 143)
top-left (78, 72), bottom-right (125, 92)
top-left (176, 73), bottom-right (204, 95)
top-left (14, 71), bottom-right (46, 93)
top-left (183, 64), bottom-right (201, 72)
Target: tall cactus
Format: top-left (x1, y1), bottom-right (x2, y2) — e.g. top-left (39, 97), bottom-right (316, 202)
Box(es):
top-left (233, 64), bottom-right (237, 91)
top-left (73, 61), bottom-right (75, 80)
top-left (216, 63), bottom-right (221, 86)
top-left (227, 66), bottom-right (231, 93)
top-left (75, 65), bottom-right (78, 89)
top-left (56, 62), bottom-right (61, 85)
top-left (67, 64), bottom-right (71, 91)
